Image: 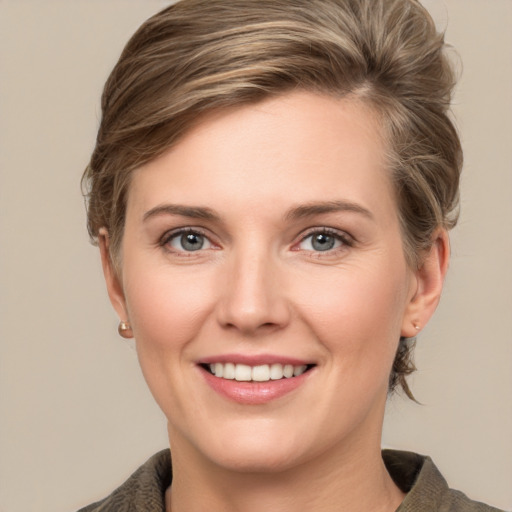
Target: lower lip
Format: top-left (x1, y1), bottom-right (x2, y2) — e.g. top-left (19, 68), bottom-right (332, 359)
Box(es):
top-left (200, 367), bottom-right (312, 405)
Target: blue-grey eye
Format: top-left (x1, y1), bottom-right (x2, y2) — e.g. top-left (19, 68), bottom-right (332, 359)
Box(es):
top-left (311, 233), bottom-right (335, 251)
top-left (299, 232), bottom-right (343, 252)
top-left (169, 231), bottom-right (212, 252)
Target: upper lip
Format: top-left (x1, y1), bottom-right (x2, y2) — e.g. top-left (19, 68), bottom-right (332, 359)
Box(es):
top-left (198, 353), bottom-right (314, 366)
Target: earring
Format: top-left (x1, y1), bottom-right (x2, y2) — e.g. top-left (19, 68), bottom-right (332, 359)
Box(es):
top-left (402, 323), bottom-right (421, 343)
top-left (118, 321), bottom-right (133, 339)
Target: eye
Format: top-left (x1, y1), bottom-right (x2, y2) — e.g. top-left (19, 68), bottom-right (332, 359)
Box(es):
top-left (164, 229), bottom-right (213, 252)
top-left (297, 229), bottom-right (350, 252)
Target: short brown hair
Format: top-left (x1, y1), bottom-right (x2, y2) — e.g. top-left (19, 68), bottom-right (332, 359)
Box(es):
top-left (83, 0), bottom-right (462, 399)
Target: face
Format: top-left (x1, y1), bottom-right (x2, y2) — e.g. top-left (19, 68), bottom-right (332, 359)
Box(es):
top-left (103, 92), bottom-right (439, 473)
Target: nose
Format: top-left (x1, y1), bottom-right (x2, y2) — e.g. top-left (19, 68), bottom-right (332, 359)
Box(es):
top-left (216, 248), bottom-right (291, 336)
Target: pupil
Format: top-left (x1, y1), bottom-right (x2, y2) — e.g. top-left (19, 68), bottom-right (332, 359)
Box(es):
top-left (181, 233), bottom-right (203, 251)
top-left (312, 233), bottom-right (334, 251)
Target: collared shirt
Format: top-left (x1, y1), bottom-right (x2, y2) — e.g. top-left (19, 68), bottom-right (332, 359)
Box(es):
top-left (77, 449), bottom-right (505, 511)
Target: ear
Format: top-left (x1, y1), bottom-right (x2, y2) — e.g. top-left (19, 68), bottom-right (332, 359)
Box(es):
top-left (98, 228), bottom-right (129, 324)
top-left (401, 229), bottom-right (450, 337)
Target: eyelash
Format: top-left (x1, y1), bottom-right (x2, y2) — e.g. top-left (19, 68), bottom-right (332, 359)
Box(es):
top-left (159, 227), bottom-right (214, 255)
top-left (159, 227), bottom-right (354, 255)
top-left (294, 227), bottom-right (354, 255)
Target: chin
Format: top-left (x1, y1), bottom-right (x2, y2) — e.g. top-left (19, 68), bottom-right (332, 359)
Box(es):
top-left (181, 417), bottom-right (311, 474)
top-left (208, 444), bottom-right (304, 474)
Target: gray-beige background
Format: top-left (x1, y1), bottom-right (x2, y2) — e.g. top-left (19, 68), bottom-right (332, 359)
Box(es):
top-left (1, 1), bottom-right (511, 511)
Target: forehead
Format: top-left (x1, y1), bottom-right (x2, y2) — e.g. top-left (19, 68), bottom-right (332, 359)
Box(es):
top-left (127, 91), bottom-right (395, 221)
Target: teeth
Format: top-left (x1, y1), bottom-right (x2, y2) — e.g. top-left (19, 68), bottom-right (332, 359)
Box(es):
top-left (270, 363), bottom-right (284, 380)
top-left (235, 364), bottom-right (252, 381)
top-left (207, 363), bottom-right (310, 381)
top-left (293, 365), bottom-right (307, 376)
top-left (214, 362), bottom-right (223, 378)
top-left (223, 362), bottom-right (235, 379)
top-left (252, 365), bottom-right (270, 382)
top-left (283, 364), bottom-right (294, 378)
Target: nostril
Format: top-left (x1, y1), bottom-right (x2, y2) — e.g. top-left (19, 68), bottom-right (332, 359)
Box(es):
top-left (221, 318), bottom-right (285, 336)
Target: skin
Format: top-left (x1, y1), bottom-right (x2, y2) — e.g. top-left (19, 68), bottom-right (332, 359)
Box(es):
top-left (100, 91), bottom-right (449, 512)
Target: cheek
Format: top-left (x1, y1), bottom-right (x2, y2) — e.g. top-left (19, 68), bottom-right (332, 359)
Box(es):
top-left (295, 259), bottom-right (409, 364)
top-left (122, 260), bottom-right (218, 351)
top-left (120, 261), bottom-right (220, 416)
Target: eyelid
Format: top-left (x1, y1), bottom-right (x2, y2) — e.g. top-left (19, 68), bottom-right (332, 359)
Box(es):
top-left (293, 227), bottom-right (354, 251)
top-left (157, 225), bottom-right (353, 254)
top-left (159, 226), bottom-right (218, 252)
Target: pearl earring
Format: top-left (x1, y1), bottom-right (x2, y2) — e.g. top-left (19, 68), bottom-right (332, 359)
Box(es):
top-left (118, 321), bottom-right (134, 339)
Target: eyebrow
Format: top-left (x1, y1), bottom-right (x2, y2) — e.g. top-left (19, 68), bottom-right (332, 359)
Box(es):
top-left (284, 200), bottom-right (374, 221)
top-left (142, 200), bottom-right (374, 223)
top-left (143, 204), bottom-right (221, 222)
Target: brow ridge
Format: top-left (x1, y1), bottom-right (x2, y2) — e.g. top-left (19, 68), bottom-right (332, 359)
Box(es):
top-left (284, 200), bottom-right (374, 221)
top-left (143, 204), bottom-right (220, 222)
top-left (143, 200), bottom-right (373, 224)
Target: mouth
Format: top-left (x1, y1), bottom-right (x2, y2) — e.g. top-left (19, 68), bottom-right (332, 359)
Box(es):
top-left (197, 355), bottom-right (316, 404)
top-left (200, 362), bottom-right (315, 382)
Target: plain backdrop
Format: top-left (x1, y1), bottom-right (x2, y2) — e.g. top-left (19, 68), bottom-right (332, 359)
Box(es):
top-left (0, 1), bottom-right (511, 511)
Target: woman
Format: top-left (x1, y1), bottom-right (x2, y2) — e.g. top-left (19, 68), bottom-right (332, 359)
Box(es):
top-left (79, 0), bottom-right (504, 510)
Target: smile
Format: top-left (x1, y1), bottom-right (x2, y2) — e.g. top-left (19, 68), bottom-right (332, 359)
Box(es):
top-left (206, 362), bottom-right (311, 382)
top-left (199, 358), bottom-right (316, 404)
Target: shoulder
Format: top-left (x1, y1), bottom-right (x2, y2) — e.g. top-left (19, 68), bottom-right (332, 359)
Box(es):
top-left (76, 448), bottom-right (505, 512)
top-left (383, 449), bottom-right (506, 512)
top-left (76, 450), bottom-right (172, 512)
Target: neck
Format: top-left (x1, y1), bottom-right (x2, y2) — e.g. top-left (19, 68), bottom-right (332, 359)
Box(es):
top-left (165, 426), bottom-right (404, 512)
